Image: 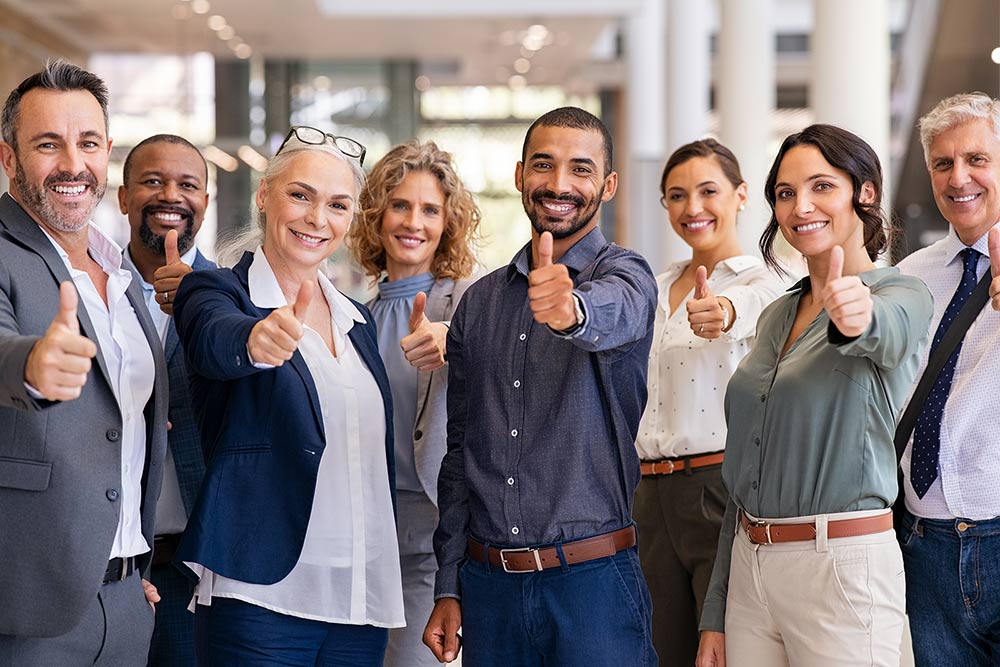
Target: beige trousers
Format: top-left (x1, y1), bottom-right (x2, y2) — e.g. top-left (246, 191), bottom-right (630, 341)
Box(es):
top-left (724, 511), bottom-right (905, 667)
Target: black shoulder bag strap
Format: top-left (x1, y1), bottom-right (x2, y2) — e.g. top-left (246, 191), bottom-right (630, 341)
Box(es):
top-left (893, 271), bottom-right (992, 464)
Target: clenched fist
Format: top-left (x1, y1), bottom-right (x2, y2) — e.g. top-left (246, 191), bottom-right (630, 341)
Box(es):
top-left (24, 282), bottom-right (98, 401)
top-left (528, 231), bottom-right (577, 331)
top-left (247, 281), bottom-right (313, 366)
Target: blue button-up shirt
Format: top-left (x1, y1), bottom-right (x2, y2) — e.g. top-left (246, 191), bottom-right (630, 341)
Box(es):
top-left (433, 227), bottom-right (657, 598)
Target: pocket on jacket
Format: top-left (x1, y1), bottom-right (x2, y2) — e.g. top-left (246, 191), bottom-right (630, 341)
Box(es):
top-left (0, 456), bottom-right (52, 491)
top-left (214, 443), bottom-right (272, 457)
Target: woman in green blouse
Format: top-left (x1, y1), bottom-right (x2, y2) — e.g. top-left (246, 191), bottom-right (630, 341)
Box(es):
top-left (695, 125), bottom-right (933, 667)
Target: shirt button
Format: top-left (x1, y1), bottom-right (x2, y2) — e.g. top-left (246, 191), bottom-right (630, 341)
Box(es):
top-left (751, 481), bottom-right (758, 490)
top-left (957, 522), bottom-right (970, 532)
top-left (754, 437), bottom-right (761, 446)
top-left (235, 355), bottom-right (243, 366)
top-left (513, 380), bottom-right (521, 388)
top-left (511, 526), bottom-right (519, 535)
top-left (507, 477), bottom-right (514, 486)
top-left (511, 429), bottom-right (518, 437)
top-left (106, 428), bottom-right (121, 442)
top-left (519, 333), bottom-right (527, 341)
top-left (414, 429), bottom-right (423, 440)
top-left (760, 394), bottom-right (766, 403)
top-left (106, 488), bottom-right (120, 501)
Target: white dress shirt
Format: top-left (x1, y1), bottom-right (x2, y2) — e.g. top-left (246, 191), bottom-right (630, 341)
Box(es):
top-left (191, 247), bottom-right (404, 627)
top-left (897, 223), bottom-right (1000, 521)
top-left (123, 244), bottom-right (199, 537)
top-left (41, 224), bottom-right (155, 559)
top-left (635, 256), bottom-right (784, 461)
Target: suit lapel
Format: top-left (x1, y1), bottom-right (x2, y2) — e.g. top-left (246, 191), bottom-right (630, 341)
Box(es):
top-left (349, 320), bottom-right (392, 414)
top-left (415, 279), bottom-right (453, 421)
top-left (0, 194), bottom-right (116, 391)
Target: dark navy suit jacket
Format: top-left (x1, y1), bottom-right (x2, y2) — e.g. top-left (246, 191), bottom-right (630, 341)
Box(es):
top-left (172, 251), bottom-right (395, 585)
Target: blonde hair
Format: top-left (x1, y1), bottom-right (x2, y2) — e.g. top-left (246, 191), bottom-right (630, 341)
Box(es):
top-left (919, 92), bottom-right (1000, 165)
top-left (216, 136), bottom-right (366, 267)
top-left (349, 140), bottom-right (480, 283)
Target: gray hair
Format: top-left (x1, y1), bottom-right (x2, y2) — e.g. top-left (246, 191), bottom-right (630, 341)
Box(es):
top-left (2, 59), bottom-right (109, 151)
top-left (918, 92), bottom-right (1000, 165)
top-left (215, 136), bottom-right (366, 268)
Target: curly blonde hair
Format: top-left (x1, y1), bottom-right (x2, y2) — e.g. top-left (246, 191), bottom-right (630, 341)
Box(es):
top-left (350, 140), bottom-right (481, 283)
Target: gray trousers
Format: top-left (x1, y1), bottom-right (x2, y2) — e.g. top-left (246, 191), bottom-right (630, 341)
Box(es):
top-left (634, 464), bottom-right (727, 667)
top-left (0, 568), bottom-right (155, 667)
top-left (385, 489), bottom-right (442, 667)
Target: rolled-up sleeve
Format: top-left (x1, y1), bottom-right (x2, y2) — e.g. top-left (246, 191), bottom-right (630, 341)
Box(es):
top-left (565, 253), bottom-right (657, 353)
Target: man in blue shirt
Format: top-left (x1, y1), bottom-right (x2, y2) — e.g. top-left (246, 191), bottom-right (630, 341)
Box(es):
top-left (423, 107), bottom-right (658, 666)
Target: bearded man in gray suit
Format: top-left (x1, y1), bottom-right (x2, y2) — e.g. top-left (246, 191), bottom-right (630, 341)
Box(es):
top-left (0, 61), bottom-right (168, 666)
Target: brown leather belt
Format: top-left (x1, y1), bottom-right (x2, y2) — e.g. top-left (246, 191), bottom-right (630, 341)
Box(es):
top-left (740, 510), bottom-right (893, 545)
top-left (467, 526), bottom-right (636, 573)
top-left (641, 452), bottom-right (724, 476)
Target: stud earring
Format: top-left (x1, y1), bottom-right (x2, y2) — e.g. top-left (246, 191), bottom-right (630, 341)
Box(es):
top-left (738, 204), bottom-right (745, 211)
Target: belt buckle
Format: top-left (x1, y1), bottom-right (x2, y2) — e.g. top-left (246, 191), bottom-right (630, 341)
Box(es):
top-left (654, 460), bottom-right (675, 475)
top-left (499, 547), bottom-right (543, 573)
top-left (746, 518), bottom-right (774, 545)
top-left (119, 557), bottom-right (129, 582)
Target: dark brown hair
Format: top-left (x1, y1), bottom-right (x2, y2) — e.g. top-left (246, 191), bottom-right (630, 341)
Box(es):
top-left (660, 138), bottom-right (744, 200)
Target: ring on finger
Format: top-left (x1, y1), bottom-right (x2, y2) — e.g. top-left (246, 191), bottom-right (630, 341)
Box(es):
top-left (699, 323), bottom-right (705, 333)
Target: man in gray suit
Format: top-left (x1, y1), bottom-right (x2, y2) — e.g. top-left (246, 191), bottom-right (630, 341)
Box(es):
top-left (117, 134), bottom-right (213, 667)
top-left (0, 61), bottom-right (168, 665)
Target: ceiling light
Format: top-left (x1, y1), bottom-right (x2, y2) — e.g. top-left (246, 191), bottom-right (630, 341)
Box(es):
top-left (514, 58), bottom-right (531, 74)
top-left (238, 145), bottom-right (269, 172)
top-left (191, 0), bottom-right (210, 15)
top-left (207, 15), bottom-right (227, 31)
top-left (203, 146), bottom-right (238, 172)
top-left (171, 4), bottom-right (191, 19)
top-left (508, 75), bottom-right (527, 90)
top-left (992, 47), bottom-right (1000, 64)
top-left (234, 43), bottom-right (253, 59)
top-left (218, 26), bottom-right (235, 40)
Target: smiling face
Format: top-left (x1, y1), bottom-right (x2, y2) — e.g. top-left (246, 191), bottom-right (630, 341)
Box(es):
top-left (515, 125), bottom-right (617, 244)
top-left (379, 170), bottom-right (446, 280)
top-left (773, 145), bottom-right (870, 260)
top-left (118, 141), bottom-right (208, 256)
top-left (259, 150), bottom-right (357, 275)
top-left (663, 155), bottom-right (746, 253)
top-left (0, 88), bottom-right (110, 235)
top-left (927, 117), bottom-right (1000, 245)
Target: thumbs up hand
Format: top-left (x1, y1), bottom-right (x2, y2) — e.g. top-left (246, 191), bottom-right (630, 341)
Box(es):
top-left (821, 245), bottom-right (872, 337)
top-left (686, 266), bottom-right (732, 340)
top-left (528, 231), bottom-right (577, 331)
top-left (401, 291), bottom-right (448, 372)
top-left (989, 227), bottom-right (1000, 311)
top-left (24, 281), bottom-right (98, 401)
top-left (247, 280), bottom-right (313, 367)
top-left (153, 229), bottom-right (193, 316)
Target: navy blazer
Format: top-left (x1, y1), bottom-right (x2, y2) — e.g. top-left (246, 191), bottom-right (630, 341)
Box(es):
top-left (172, 251), bottom-right (395, 585)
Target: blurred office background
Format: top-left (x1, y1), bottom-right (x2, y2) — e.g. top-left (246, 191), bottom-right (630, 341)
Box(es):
top-left (0, 0), bottom-right (997, 295)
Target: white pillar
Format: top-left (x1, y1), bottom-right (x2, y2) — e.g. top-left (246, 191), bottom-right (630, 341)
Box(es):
top-left (624, 0), bottom-right (669, 271)
top-left (660, 0), bottom-right (713, 266)
top-left (717, 0), bottom-right (775, 258)
top-left (811, 0), bottom-right (891, 195)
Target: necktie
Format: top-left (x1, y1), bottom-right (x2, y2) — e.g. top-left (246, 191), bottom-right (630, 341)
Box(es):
top-left (910, 247), bottom-right (982, 498)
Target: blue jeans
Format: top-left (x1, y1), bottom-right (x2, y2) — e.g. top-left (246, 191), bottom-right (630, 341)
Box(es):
top-left (458, 546), bottom-right (656, 666)
top-left (195, 597), bottom-right (388, 666)
top-left (898, 509), bottom-right (1000, 666)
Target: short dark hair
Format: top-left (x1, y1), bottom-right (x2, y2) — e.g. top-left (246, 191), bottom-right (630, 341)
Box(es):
top-left (1, 59), bottom-right (109, 151)
top-left (122, 134), bottom-right (207, 185)
top-left (761, 124), bottom-right (891, 273)
top-left (660, 138), bottom-right (744, 199)
top-left (521, 106), bottom-right (613, 177)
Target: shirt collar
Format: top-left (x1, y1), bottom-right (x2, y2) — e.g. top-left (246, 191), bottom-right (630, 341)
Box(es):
top-left (39, 222), bottom-right (126, 276)
top-left (507, 226), bottom-right (608, 281)
top-left (660, 254), bottom-right (763, 281)
top-left (248, 246), bottom-right (364, 330)
top-left (941, 222), bottom-right (997, 267)
top-left (122, 244), bottom-right (199, 293)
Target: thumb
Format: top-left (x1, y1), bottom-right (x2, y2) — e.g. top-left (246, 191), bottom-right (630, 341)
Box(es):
top-left (56, 281), bottom-right (80, 333)
top-left (989, 227), bottom-right (1000, 277)
top-left (694, 265), bottom-right (709, 299)
top-left (292, 281), bottom-right (314, 322)
top-left (827, 245), bottom-right (844, 283)
top-left (164, 229), bottom-right (181, 265)
top-left (537, 231), bottom-right (554, 268)
top-left (409, 291), bottom-right (427, 333)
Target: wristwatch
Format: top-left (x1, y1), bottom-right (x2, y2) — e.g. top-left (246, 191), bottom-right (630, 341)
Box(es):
top-left (554, 294), bottom-right (586, 336)
top-left (719, 298), bottom-right (731, 332)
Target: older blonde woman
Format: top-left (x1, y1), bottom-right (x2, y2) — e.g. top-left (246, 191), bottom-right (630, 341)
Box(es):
top-left (348, 140), bottom-right (480, 667)
top-left (173, 127), bottom-right (404, 666)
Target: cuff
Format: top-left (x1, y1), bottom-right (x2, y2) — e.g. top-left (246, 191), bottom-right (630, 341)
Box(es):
top-left (246, 344), bottom-right (276, 369)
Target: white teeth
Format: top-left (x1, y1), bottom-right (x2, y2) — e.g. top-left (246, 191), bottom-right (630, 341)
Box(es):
top-left (542, 202), bottom-right (573, 213)
top-left (291, 229), bottom-right (325, 244)
top-left (684, 220), bottom-right (713, 230)
top-left (52, 185), bottom-right (85, 195)
top-left (794, 221), bottom-right (827, 232)
top-left (153, 212), bottom-right (182, 221)
top-left (396, 236), bottom-right (424, 248)
top-left (952, 194), bottom-right (978, 203)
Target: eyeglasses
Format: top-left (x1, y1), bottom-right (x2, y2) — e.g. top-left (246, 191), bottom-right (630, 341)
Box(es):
top-left (276, 126), bottom-right (367, 166)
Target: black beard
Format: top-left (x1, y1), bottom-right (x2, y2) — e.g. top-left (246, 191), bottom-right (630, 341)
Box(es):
top-left (138, 206), bottom-right (195, 256)
top-left (524, 187), bottom-right (602, 239)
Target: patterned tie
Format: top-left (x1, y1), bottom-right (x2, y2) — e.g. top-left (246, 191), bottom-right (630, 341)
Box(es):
top-left (910, 247), bottom-right (983, 498)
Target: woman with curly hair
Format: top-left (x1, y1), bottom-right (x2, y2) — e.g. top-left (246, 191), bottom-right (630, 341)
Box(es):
top-left (348, 139), bottom-right (480, 667)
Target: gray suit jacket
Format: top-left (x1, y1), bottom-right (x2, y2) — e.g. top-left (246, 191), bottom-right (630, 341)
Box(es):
top-left (413, 277), bottom-right (475, 506)
top-left (0, 193), bottom-right (168, 638)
